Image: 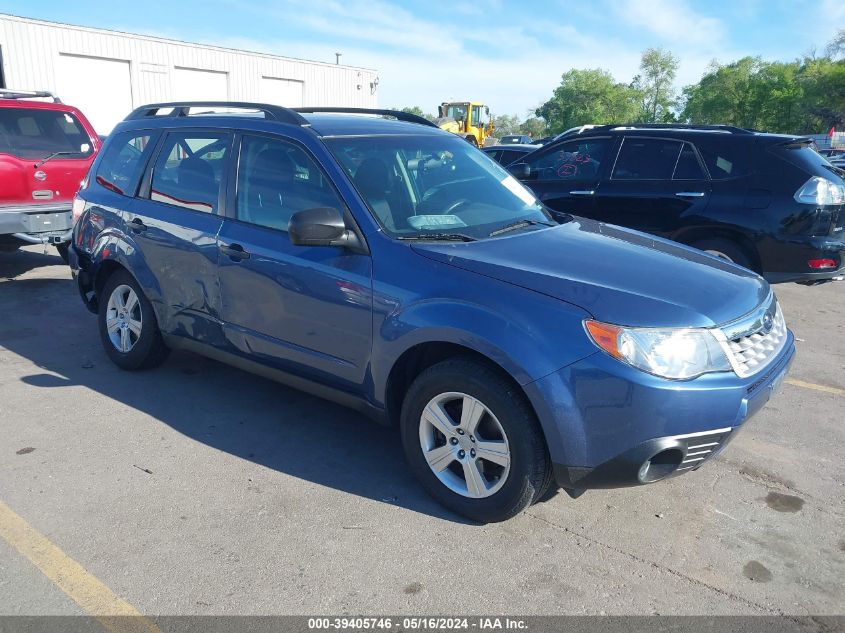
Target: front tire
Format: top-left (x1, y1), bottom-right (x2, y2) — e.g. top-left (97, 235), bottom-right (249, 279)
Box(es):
top-left (98, 270), bottom-right (169, 370)
top-left (400, 357), bottom-right (551, 523)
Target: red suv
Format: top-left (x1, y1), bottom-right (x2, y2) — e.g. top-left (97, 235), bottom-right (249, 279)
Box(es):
top-left (0, 89), bottom-right (100, 261)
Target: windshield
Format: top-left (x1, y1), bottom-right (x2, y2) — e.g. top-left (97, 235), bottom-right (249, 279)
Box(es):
top-left (325, 135), bottom-right (554, 240)
top-left (0, 107), bottom-right (94, 160)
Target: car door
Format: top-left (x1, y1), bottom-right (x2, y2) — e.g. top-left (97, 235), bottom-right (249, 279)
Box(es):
top-left (590, 136), bottom-right (711, 236)
top-left (216, 132), bottom-right (373, 389)
top-left (130, 129), bottom-right (231, 342)
top-left (516, 137), bottom-right (614, 218)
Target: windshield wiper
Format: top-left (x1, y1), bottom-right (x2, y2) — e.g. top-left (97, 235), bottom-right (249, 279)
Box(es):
top-left (489, 218), bottom-right (556, 237)
top-left (398, 233), bottom-right (477, 242)
top-left (34, 151), bottom-right (77, 168)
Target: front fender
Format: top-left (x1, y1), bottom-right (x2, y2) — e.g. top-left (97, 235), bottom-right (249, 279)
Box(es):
top-left (370, 288), bottom-right (597, 406)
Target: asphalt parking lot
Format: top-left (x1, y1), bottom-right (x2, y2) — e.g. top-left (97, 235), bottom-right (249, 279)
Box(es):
top-left (1, 245), bottom-right (843, 617)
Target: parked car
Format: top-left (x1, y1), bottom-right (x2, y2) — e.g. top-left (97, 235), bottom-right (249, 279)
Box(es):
top-left (70, 104), bottom-right (794, 522)
top-left (818, 148), bottom-right (844, 159)
top-left (0, 89), bottom-right (100, 261)
top-left (499, 134), bottom-right (534, 145)
top-left (482, 144), bottom-right (540, 166)
top-left (509, 124), bottom-right (845, 285)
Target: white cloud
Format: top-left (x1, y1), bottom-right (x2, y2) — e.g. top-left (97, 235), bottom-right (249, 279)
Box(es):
top-left (612, 0), bottom-right (725, 46)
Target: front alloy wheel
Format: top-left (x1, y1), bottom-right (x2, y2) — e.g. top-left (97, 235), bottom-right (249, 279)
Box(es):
top-left (419, 392), bottom-right (511, 498)
top-left (401, 357), bottom-right (551, 523)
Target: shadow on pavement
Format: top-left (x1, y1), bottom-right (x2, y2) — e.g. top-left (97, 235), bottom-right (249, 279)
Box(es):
top-left (0, 254), bottom-right (471, 524)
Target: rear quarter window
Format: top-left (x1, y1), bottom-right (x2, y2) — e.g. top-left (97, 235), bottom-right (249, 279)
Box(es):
top-left (95, 132), bottom-right (156, 196)
top-left (693, 138), bottom-right (751, 179)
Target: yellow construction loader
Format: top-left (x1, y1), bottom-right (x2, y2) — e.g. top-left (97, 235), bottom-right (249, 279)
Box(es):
top-left (435, 101), bottom-right (494, 147)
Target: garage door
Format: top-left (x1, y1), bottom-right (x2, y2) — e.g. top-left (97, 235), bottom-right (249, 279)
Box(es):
top-left (260, 77), bottom-right (304, 107)
top-left (172, 67), bottom-right (229, 102)
top-left (56, 54), bottom-right (132, 135)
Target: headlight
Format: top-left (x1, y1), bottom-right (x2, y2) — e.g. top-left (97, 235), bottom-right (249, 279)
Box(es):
top-left (585, 321), bottom-right (731, 380)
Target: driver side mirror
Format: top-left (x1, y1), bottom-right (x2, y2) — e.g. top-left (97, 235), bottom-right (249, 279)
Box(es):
top-left (288, 207), bottom-right (363, 250)
top-left (507, 162), bottom-right (530, 180)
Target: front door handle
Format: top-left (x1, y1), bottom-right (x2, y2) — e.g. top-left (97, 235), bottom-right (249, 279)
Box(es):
top-left (129, 218), bottom-right (147, 233)
top-left (569, 190), bottom-right (595, 196)
top-left (219, 243), bottom-right (251, 261)
top-left (676, 191), bottom-right (706, 198)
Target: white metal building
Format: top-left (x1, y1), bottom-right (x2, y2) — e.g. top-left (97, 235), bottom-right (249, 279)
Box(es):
top-left (0, 14), bottom-right (379, 134)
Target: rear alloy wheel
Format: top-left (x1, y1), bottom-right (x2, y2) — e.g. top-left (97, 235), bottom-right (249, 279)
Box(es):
top-left (691, 238), bottom-right (753, 270)
top-left (98, 270), bottom-right (169, 370)
top-left (401, 358), bottom-right (551, 523)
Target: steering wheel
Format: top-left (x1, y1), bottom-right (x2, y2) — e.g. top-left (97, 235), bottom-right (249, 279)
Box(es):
top-left (443, 198), bottom-right (471, 214)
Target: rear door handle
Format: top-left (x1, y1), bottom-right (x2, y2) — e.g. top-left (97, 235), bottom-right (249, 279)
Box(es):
top-left (676, 191), bottom-right (706, 198)
top-left (569, 190), bottom-right (595, 196)
top-left (219, 243), bottom-right (251, 261)
top-left (129, 218), bottom-right (147, 233)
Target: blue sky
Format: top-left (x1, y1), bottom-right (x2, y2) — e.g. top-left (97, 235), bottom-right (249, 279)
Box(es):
top-left (3, 0), bottom-right (844, 117)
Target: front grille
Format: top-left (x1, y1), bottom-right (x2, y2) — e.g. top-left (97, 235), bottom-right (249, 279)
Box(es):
top-left (716, 297), bottom-right (788, 378)
top-left (673, 428), bottom-right (732, 472)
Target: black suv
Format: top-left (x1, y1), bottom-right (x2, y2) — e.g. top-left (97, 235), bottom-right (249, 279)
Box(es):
top-left (510, 124), bottom-right (845, 284)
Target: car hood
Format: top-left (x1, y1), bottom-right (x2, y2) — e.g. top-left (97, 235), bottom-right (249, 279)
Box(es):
top-left (410, 218), bottom-right (769, 328)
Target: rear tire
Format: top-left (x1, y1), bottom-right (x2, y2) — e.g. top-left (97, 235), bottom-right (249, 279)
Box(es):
top-left (400, 357), bottom-right (551, 523)
top-left (98, 270), bottom-right (169, 370)
top-left (690, 238), bottom-right (753, 270)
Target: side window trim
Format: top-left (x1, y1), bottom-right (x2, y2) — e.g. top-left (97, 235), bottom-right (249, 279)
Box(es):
top-left (672, 141), bottom-right (710, 181)
top-left (140, 127), bottom-right (234, 215)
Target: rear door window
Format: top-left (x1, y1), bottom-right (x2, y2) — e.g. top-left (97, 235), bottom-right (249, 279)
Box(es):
top-left (0, 107), bottom-right (94, 160)
top-left (611, 137), bottom-right (682, 180)
top-left (95, 132), bottom-right (156, 196)
top-left (149, 132), bottom-right (229, 213)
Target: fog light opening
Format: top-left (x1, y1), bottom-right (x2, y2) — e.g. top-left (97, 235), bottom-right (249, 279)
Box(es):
top-left (638, 448), bottom-right (684, 483)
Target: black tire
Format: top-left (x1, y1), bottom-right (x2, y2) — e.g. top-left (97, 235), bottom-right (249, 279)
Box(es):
top-left (55, 243), bottom-right (69, 264)
top-left (400, 357), bottom-right (551, 523)
top-left (690, 238), bottom-right (754, 270)
top-left (98, 269), bottom-right (169, 370)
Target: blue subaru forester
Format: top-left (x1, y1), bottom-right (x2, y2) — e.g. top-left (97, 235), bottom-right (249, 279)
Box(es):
top-left (69, 104), bottom-right (795, 522)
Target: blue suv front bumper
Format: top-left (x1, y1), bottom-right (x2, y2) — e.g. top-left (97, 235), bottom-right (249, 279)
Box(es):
top-left (523, 333), bottom-right (795, 490)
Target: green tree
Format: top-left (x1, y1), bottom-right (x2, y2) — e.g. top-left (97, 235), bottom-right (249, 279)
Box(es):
top-left (492, 114), bottom-right (521, 137)
top-left (519, 117), bottom-right (547, 139)
top-left (536, 69), bottom-right (641, 134)
top-left (798, 57), bottom-right (845, 130)
top-left (681, 57), bottom-right (770, 129)
top-left (396, 106), bottom-right (435, 121)
top-left (826, 28), bottom-right (845, 60)
top-left (631, 48), bottom-right (679, 122)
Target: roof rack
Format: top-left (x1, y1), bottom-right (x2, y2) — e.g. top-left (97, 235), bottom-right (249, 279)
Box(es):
top-left (294, 107), bottom-right (438, 128)
top-left (604, 123), bottom-right (754, 135)
top-left (124, 102), bottom-right (309, 126)
top-left (0, 89), bottom-right (62, 103)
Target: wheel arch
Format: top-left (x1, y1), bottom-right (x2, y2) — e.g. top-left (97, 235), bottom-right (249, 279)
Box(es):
top-left (673, 226), bottom-right (762, 273)
top-left (383, 341), bottom-right (532, 427)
